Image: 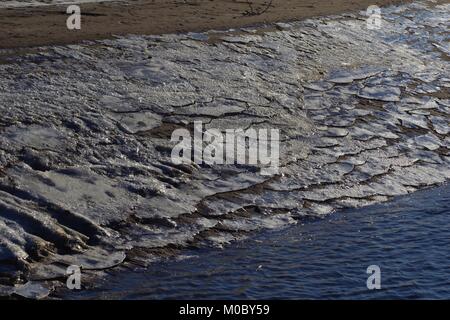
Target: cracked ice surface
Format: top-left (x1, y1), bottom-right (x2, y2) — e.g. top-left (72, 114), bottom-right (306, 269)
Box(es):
top-left (0, 0), bottom-right (449, 297)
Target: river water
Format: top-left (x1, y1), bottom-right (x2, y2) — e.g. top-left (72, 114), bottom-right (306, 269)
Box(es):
top-left (0, 0), bottom-right (119, 8)
top-left (61, 183), bottom-right (450, 299)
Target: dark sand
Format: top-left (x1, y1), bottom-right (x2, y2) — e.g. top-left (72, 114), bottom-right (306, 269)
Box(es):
top-left (0, 0), bottom-right (414, 49)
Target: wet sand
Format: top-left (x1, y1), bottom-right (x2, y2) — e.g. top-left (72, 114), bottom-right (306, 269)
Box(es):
top-left (0, 0), bottom-right (414, 49)
top-left (0, 0), bottom-right (449, 299)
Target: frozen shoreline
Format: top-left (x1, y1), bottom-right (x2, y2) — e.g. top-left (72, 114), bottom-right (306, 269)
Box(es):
top-left (0, 0), bottom-right (449, 298)
top-left (0, 0), bottom-right (417, 49)
top-left (58, 183), bottom-right (450, 299)
top-left (0, 0), bottom-right (120, 8)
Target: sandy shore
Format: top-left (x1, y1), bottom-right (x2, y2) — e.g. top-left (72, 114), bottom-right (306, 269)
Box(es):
top-left (0, 0), bottom-right (449, 298)
top-left (0, 0), bottom-right (415, 49)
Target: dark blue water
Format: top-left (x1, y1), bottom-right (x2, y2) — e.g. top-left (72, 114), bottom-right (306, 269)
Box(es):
top-left (64, 184), bottom-right (450, 299)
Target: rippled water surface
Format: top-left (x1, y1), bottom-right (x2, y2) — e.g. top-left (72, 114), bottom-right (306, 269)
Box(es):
top-left (64, 183), bottom-right (450, 299)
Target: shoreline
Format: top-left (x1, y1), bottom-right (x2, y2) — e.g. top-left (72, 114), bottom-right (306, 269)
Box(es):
top-left (0, 0), bottom-right (449, 299)
top-left (0, 0), bottom-right (414, 49)
top-left (55, 182), bottom-right (450, 299)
